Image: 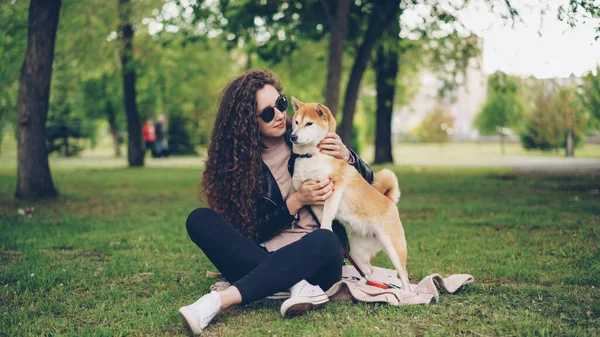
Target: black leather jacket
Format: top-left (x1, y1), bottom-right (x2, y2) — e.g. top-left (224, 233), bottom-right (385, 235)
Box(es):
top-left (253, 128), bottom-right (374, 251)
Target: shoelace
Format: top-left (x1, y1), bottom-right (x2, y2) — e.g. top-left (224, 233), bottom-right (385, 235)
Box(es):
top-left (201, 309), bottom-right (218, 327)
top-left (291, 282), bottom-right (323, 298)
top-left (290, 283), bottom-right (306, 297)
top-left (189, 294), bottom-right (219, 327)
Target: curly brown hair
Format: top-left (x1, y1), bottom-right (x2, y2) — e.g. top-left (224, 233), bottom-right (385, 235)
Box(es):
top-left (201, 69), bottom-right (283, 240)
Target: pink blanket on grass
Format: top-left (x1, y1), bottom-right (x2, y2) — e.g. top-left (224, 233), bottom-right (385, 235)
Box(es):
top-left (210, 266), bottom-right (474, 306)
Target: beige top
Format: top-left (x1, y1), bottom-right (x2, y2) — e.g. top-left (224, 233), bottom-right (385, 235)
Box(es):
top-left (261, 138), bottom-right (319, 251)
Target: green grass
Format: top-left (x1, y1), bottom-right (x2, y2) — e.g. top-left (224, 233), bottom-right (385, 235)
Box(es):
top-left (1, 164), bottom-right (599, 336)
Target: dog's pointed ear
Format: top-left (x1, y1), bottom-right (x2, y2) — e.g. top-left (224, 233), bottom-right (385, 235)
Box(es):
top-left (316, 103), bottom-right (337, 133)
top-left (291, 97), bottom-right (304, 112)
top-left (315, 104), bottom-right (325, 117)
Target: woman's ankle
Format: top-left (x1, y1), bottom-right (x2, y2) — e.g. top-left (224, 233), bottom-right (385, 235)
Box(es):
top-left (218, 286), bottom-right (242, 311)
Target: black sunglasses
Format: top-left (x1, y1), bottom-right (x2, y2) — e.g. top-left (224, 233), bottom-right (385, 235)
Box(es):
top-left (258, 95), bottom-right (288, 123)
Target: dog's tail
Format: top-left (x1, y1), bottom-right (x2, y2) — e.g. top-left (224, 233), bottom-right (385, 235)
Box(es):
top-left (372, 169), bottom-right (401, 204)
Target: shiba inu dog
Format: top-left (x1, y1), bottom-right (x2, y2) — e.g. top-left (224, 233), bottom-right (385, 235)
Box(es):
top-left (290, 97), bottom-right (410, 291)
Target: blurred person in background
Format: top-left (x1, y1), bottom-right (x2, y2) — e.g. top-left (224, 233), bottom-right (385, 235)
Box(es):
top-left (154, 114), bottom-right (168, 158)
top-left (142, 118), bottom-right (156, 156)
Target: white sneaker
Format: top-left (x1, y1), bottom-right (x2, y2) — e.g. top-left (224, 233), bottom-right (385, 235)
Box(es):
top-left (179, 291), bottom-right (221, 335)
top-left (280, 280), bottom-right (329, 318)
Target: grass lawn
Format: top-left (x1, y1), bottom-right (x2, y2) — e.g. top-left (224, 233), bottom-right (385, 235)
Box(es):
top-left (1, 164), bottom-right (599, 336)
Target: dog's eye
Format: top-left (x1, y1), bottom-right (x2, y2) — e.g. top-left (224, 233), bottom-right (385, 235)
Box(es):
top-left (306, 122), bottom-right (313, 126)
top-left (295, 120), bottom-right (298, 125)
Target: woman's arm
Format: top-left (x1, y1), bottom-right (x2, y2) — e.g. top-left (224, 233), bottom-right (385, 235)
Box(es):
top-left (346, 147), bottom-right (373, 183)
top-left (258, 201), bottom-right (298, 224)
top-left (254, 201), bottom-right (297, 242)
top-left (287, 180), bottom-right (335, 214)
top-left (254, 180), bottom-right (335, 242)
top-left (318, 132), bottom-right (374, 183)
top-left (285, 194), bottom-right (303, 216)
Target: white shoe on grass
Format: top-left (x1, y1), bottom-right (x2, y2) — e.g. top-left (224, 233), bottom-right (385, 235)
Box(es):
top-left (179, 291), bottom-right (221, 335)
top-left (280, 280), bottom-right (329, 318)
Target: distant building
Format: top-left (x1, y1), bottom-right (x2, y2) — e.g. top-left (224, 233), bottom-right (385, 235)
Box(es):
top-left (522, 74), bottom-right (583, 93)
top-left (392, 39), bottom-right (488, 141)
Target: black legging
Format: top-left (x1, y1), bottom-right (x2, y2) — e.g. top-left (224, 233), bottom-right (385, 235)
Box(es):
top-left (186, 208), bottom-right (344, 305)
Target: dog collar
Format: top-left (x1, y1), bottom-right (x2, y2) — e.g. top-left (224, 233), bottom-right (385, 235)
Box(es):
top-left (293, 152), bottom-right (313, 159)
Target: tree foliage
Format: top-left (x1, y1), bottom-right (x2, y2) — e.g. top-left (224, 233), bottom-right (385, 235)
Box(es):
top-left (3, 0), bottom-right (600, 172)
top-left (474, 72), bottom-right (524, 135)
top-left (0, 1), bottom-right (28, 129)
top-left (47, 65), bottom-right (97, 157)
top-left (580, 66), bottom-right (600, 130)
top-left (414, 106), bottom-right (455, 143)
top-left (167, 112), bottom-right (197, 155)
top-left (521, 82), bottom-right (587, 152)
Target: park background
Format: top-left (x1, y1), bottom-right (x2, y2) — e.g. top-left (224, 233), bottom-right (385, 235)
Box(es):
top-left (1, 0), bottom-right (599, 336)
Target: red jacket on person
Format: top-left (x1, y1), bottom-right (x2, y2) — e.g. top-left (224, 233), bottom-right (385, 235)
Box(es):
top-left (142, 123), bottom-right (156, 142)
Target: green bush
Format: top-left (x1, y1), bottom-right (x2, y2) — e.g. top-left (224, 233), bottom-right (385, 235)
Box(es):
top-left (413, 106), bottom-right (455, 143)
top-left (46, 81), bottom-right (95, 157)
top-left (520, 83), bottom-right (586, 152)
top-left (167, 112), bottom-right (197, 155)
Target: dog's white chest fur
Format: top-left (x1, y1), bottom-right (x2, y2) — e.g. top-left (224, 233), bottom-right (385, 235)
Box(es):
top-left (292, 152), bottom-right (334, 191)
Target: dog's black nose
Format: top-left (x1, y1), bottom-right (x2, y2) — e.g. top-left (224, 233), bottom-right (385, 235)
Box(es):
top-left (290, 134), bottom-right (298, 142)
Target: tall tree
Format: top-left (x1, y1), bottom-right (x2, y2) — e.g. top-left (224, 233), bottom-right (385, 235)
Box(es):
top-left (580, 65), bottom-right (600, 129)
top-left (474, 72), bottom-right (524, 155)
top-left (322, 0), bottom-right (350, 117)
top-left (555, 86), bottom-right (587, 157)
top-left (15, 0), bottom-right (61, 199)
top-left (118, 0), bottom-right (143, 167)
top-left (520, 80), bottom-right (587, 156)
top-left (373, 22), bottom-right (401, 164)
top-left (338, 0), bottom-right (400, 145)
top-left (83, 73), bottom-right (124, 157)
top-left (209, 0), bottom-right (372, 118)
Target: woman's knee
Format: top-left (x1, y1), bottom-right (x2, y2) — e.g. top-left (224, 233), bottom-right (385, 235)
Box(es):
top-left (310, 229), bottom-right (341, 246)
top-left (186, 208), bottom-right (221, 238)
top-left (309, 229), bottom-right (344, 263)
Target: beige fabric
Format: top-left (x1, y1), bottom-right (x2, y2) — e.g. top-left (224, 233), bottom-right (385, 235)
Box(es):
top-left (261, 139), bottom-right (319, 252)
top-left (210, 265), bottom-right (474, 306)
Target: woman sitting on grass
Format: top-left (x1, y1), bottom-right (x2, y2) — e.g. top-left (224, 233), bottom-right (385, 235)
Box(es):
top-left (180, 69), bottom-right (373, 335)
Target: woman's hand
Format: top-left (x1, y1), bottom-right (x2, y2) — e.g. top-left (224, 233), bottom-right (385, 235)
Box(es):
top-left (318, 132), bottom-right (351, 161)
top-left (286, 179), bottom-right (335, 215)
top-left (296, 179), bottom-right (335, 205)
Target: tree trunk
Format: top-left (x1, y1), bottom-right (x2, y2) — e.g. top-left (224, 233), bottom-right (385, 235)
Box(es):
top-left (246, 51), bottom-right (253, 69)
top-left (118, 0), bottom-right (144, 167)
top-left (323, 0), bottom-right (350, 117)
top-left (110, 119), bottom-right (121, 157)
top-left (565, 129), bottom-right (574, 157)
top-left (15, 0), bottom-right (61, 200)
top-left (373, 35), bottom-right (400, 164)
top-left (63, 136), bottom-right (69, 156)
top-left (105, 98), bottom-right (121, 157)
top-left (338, 0), bottom-right (400, 145)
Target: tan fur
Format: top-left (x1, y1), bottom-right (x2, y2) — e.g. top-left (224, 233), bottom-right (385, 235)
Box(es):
top-left (372, 169), bottom-right (401, 204)
top-left (315, 104), bottom-right (337, 133)
top-left (290, 98), bottom-right (410, 290)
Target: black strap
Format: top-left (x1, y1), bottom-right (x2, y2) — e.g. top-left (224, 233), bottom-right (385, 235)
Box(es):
top-left (293, 152), bottom-right (313, 158)
top-left (342, 248), bottom-right (366, 278)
